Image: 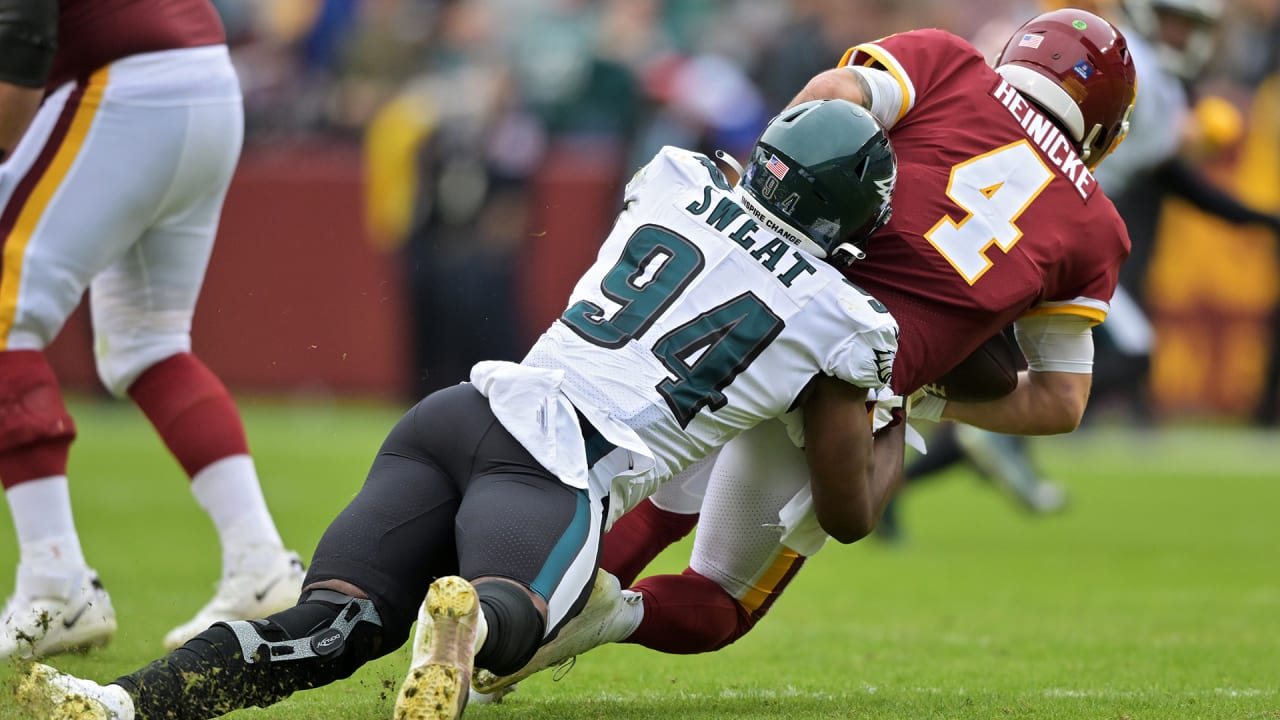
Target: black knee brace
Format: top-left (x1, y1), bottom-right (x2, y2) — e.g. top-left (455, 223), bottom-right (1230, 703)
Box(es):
top-left (115, 590), bottom-right (388, 720)
top-left (475, 582), bottom-right (545, 676)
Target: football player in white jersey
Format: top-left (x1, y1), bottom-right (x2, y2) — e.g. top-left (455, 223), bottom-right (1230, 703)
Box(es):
top-left (17, 99), bottom-right (903, 720)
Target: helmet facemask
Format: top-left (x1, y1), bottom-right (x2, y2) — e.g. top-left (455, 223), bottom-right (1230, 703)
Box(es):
top-left (1082, 98), bottom-right (1134, 169)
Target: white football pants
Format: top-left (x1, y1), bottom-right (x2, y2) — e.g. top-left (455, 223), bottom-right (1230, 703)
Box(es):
top-left (649, 420), bottom-right (815, 613)
top-left (0, 45), bottom-right (242, 395)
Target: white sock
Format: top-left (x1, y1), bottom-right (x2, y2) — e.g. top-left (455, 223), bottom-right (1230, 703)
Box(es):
top-left (190, 455), bottom-right (284, 574)
top-left (6, 476), bottom-right (87, 569)
top-left (101, 684), bottom-right (136, 720)
top-left (474, 608), bottom-right (490, 656)
top-left (616, 590), bottom-right (644, 640)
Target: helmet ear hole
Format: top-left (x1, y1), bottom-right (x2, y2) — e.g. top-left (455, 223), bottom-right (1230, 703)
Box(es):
top-left (780, 106), bottom-right (808, 123)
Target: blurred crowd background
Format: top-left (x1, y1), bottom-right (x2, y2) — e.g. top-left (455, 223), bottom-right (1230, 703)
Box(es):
top-left (48, 0), bottom-right (1280, 426)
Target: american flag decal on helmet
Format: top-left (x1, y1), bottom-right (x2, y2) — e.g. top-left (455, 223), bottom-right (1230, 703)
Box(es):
top-left (1018, 33), bottom-right (1043, 49)
top-left (765, 154), bottom-right (789, 180)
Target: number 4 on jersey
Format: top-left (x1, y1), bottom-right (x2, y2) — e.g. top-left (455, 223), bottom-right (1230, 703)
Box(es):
top-left (924, 140), bottom-right (1053, 284)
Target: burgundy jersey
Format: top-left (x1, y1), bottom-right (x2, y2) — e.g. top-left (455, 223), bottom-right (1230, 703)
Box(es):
top-left (47, 0), bottom-right (225, 90)
top-left (839, 29), bottom-right (1130, 395)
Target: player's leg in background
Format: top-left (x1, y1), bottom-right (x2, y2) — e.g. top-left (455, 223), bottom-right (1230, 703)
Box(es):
top-left (0, 351), bottom-right (114, 661)
top-left (84, 48), bottom-right (304, 650)
top-left (952, 426), bottom-right (1067, 514)
top-left (0, 74), bottom-right (164, 661)
top-left (1255, 305), bottom-right (1280, 426)
top-left (1087, 285), bottom-right (1155, 423)
top-left (889, 422), bottom-right (1067, 534)
top-left (878, 423), bottom-right (968, 541)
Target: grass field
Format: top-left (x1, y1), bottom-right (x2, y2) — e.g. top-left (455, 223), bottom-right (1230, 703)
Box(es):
top-left (2, 399), bottom-right (1278, 719)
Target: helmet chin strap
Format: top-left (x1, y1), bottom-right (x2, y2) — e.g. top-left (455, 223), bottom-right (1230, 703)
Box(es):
top-left (714, 149), bottom-right (745, 179)
top-left (1081, 102), bottom-right (1132, 169)
top-left (1080, 123), bottom-right (1102, 166)
top-left (831, 242), bottom-right (866, 267)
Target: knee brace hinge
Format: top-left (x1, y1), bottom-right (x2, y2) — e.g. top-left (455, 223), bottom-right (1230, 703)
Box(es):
top-left (220, 593), bottom-right (382, 665)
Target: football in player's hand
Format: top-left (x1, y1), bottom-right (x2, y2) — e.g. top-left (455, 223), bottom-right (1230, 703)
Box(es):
top-left (925, 332), bottom-right (1020, 402)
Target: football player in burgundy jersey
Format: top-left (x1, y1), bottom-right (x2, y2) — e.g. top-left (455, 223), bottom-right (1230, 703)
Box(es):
top-left (0, 0), bottom-right (303, 659)
top-left (466, 8), bottom-right (1139, 695)
top-left (897, 0), bottom-right (1280, 535)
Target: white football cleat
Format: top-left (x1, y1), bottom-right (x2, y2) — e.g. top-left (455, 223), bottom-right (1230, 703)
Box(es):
top-left (395, 576), bottom-right (482, 720)
top-left (468, 684), bottom-right (517, 705)
top-left (0, 566), bottom-right (117, 660)
top-left (14, 662), bottom-right (135, 720)
top-left (472, 569), bottom-right (641, 693)
top-left (163, 548), bottom-right (306, 650)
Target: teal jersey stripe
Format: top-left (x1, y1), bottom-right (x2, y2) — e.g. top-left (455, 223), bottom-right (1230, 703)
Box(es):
top-left (530, 489), bottom-right (592, 600)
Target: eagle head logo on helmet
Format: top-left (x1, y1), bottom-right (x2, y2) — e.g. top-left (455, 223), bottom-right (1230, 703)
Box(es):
top-left (740, 99), bottom-right (897, 268)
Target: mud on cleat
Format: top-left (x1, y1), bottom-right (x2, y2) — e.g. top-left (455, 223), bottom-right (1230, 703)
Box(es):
top-left (394, 576), bottom-right (482, 720)
top-left (14, 662), bottom-right (136, 720)
top-left (0, 567), bottom-right (116, 660)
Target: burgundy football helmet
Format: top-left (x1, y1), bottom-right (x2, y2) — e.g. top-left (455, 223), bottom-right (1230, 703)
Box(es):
top-left (994, 8), bottom-right (1137, 169)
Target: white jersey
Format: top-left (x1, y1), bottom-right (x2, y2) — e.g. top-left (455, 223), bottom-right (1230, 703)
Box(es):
top-left (474, 146), bottom-right (898, 521)
top-left (1091, 27), bottom-right (1187, 196)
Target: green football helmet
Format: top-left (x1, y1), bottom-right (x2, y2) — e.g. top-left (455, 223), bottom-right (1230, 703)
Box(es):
top-left (740, 99), bottom-right (896, 267)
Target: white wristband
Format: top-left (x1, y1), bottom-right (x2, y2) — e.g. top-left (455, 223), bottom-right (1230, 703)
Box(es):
top-left (909, 393), bottom-right (947, 423)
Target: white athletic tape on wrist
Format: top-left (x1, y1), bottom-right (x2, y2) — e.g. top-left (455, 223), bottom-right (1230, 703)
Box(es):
top-left (909, 393), bottom-right (947, 423)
